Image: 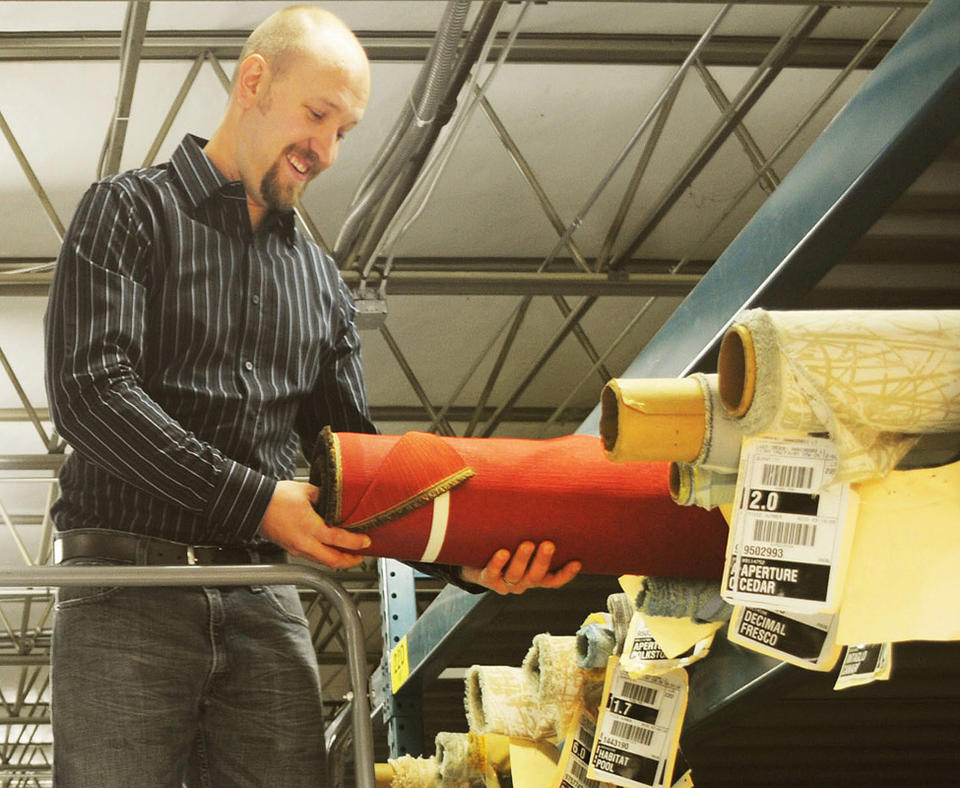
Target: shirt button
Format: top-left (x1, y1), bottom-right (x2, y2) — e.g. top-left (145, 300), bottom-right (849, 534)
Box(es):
top-left (251, 295), bottom-right (260, 305)
top-left (244, 361), bottom-right (254, 371)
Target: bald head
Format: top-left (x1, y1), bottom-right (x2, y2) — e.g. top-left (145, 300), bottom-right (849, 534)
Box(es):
top-left (233, 5), bottom-right (369, 101)
top-left (205, 5), bottom-right (370, 229)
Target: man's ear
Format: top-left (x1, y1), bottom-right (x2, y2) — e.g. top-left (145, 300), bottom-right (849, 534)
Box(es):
top-left (235, 54), bottom-right (268, 109)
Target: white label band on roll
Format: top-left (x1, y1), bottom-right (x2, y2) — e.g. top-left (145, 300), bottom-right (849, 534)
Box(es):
top-left (419, 491), bottom-right (450, 562)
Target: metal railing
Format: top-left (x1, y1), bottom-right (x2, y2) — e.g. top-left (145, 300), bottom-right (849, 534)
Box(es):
top-left (0, 563), bottom-right (375, 788)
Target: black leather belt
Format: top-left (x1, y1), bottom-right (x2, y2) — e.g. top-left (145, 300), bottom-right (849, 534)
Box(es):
top-left (56, 531), bottom-right (287, 566)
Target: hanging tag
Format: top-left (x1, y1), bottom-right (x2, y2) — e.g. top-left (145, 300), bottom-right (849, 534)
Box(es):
top-left (722, 435), bottom-right (858, 614)
top-left (671, 770), bottom-right (694, 788)
top-left (727, 605), bottom-right (841, 671)
top-left (550, 709), bottom-right (614, 788)
top-left (620, 612), bottom-right (716, 677)
top-left (588, 659), bottom-right (687, 788)
top-left (834, 643), bottom-right (892, 691)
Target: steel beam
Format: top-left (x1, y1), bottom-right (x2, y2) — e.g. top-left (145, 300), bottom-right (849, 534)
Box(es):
top-left (609, 5), bottom-right (828, 270)
top-left (0, 267), bottom-right (703, 297)
top-left (0, 31), bottom-right (907, 68)
top-left (99, 2), bottom-right (150, 177)
top-left (579, 0), bottom-right (960, 411)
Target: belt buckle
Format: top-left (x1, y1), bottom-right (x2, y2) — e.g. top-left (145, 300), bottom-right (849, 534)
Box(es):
top-left (186, 545), bottom-right (199, 566)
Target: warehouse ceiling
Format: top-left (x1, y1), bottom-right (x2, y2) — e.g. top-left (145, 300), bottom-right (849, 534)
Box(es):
top-left (3, 1), bottom-right (960, 783)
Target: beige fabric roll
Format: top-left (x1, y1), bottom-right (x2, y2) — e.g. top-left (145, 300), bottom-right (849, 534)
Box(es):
top-left (719, 309), bottom-right (960, 480)
top-left (464, 665), bottom-right (552, 739)
top-left (387, 754), bottom-right (440, 787)
top-left (522, 634), bottom-right (584, 738)
top-left (435, 731), bottom-right (509, 787)
top-left (600, 377), bottom-right (706, 462)
top-left (670, 462), bottom-right (738, 509)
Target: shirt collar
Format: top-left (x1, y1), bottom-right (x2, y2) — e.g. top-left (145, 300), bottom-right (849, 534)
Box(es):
top-left (171, 134), bottom-right (297, 246)
top-left (170, 134), bottom-right (231, 209)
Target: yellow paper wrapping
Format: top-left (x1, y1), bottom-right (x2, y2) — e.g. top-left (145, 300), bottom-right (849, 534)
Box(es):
top-left (718, 309), bottom-right (960, 481)
top-left (837, 458), bottom-right (960, 644)
top-left (600, 377), bottom-right (706, 462)
top-left (508, 739), bottom-right (560, 788)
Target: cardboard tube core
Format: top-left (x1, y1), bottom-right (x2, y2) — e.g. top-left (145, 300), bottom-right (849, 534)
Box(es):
top-left (669, 462), bottom-right (691, 505)
top-left (600, 384), bottom-right (620, 452)
top-left (600, 378), bottom-right (707, 462)
top-left (718, 324), bottom-right (756, 419)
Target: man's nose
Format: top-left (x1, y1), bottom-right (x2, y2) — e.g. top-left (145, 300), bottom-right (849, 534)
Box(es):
top-left (309, 130), bottom-right (338, 170)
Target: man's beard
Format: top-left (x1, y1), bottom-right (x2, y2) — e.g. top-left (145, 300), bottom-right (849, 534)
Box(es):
top-left (260, 146), bottom-right (317, 212)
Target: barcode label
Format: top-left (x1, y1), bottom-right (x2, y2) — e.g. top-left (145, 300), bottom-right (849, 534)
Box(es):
top-left (569, 759), bottom-right (602, 788)
top-left (753, 519), bottom-right (817, 546)
top-left (762, 462), bottom-right (814, 491)
top-left (620, 682), bottom-right (659, 706)
top-left (610, 719), bottom-right (655, 746)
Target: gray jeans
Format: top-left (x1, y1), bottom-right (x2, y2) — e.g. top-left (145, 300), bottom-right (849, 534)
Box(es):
top-left (52, 566), bottom-right (326, 787)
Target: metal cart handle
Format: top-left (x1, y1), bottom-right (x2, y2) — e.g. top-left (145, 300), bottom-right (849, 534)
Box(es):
top-left (0, 563), bottom-right (376, 788)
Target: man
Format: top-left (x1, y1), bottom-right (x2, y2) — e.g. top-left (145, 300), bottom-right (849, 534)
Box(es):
top-left (45, 6), bottom-right (579, 786)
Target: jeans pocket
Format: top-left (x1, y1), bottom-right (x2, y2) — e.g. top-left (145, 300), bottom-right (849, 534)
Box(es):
top-left (55, 559), bottom-right (127, 610)
top-left (253, 584), bottom-right (310, 627)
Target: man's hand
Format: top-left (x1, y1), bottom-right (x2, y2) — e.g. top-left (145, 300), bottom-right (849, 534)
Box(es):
top-left (259, 480), bottom-right (370, 569)
top-left (460, 541), bottom-right (581, 595)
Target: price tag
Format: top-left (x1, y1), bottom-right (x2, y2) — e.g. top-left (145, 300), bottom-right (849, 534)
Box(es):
top-left (722, 435), bottom-right (858, 614)
top-left (390, 635), bottom-right (410, 693)
top-left (552, 711), bottom-right (612, 788)
top-left (588, 660), bottom-right (687, 788)
top-left (620, 613), bottom-right (714, 678)
top-left (727, 606), bottom-right (841, 671)
top-left (834, 643), bottom-right (892, 691)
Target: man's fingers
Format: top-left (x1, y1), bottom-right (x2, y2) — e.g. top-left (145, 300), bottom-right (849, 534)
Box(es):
top-left (502, 541), bottom-right (536, 585)
top-left (539, 560), bottom-right (582, 589)
top-left (317, 522), bottom-right (371, 552)
top-left (304, 483), bottom-right (321, 505)
top-left (292, 536), bottom-right (366, 569)
top-left (521, 542), bottom-right (555, 584)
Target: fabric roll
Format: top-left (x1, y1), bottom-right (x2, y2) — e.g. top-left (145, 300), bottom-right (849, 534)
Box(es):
top-left (606, 592), bottom-right (634, 654)
top-left (576, 618), bottom-right (617, 669)
top-left (435, 732), bottom-right (484, 787)
top-left (434, 732), bottom-right (476, 786)
top-left (635, 577), bottom-right (730, 623)
top-left (464, 665), bottom-right (553, 740)
top-left (690, 373), bottom-right (743, 470)
top-left (309, 429), bottom-right (729, 577)
top-left (600, 377), bottom-right (706, 462)
top-left (522, 634), bottom-right (584, 737)
top-left (435, 731), bottom-right (509, 787)
top-left (387, 754), bottom-right (440, 787)
top-left (600, 374), bottom-right (743, 469)
top-left (669, 462), bottom-right (738, 509)
top-left (718, 309), bottom-right (960, 480)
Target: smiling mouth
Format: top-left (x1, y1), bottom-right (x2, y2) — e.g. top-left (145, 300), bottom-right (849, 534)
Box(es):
top-left (286, 150), bottom-right (315, 179)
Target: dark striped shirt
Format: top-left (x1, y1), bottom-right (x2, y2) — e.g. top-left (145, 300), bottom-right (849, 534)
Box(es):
top-left (45, 134), bottom-right (376, 546)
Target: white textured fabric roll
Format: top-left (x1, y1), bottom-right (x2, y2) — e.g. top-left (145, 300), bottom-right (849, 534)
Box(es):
top-left (690, 373), bottom-right (743, 471)
top-left (727, 309), bottom-right (960, 480)
top-left (387, 754), bottom-right (440, 787)
top-left (464, 665), bottom-right (552, 739)
top-left (522, 634), bottom-right (584, 738)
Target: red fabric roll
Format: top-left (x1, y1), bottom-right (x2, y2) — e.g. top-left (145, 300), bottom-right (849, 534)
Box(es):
top-left (310, 429), bottom-right (728, 577)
